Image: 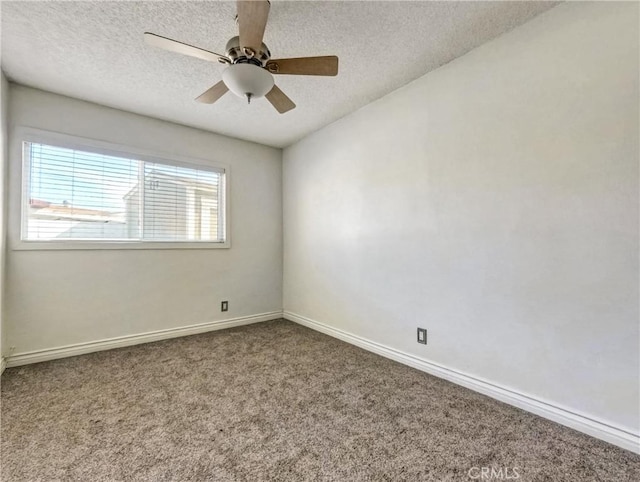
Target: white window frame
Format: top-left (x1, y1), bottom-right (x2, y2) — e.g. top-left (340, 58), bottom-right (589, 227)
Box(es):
top-left (12, 127), bottom-right (230, 250)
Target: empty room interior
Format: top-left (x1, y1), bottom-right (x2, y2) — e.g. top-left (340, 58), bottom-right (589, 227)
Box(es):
top-left (0, 0), bottom-right (639, 480)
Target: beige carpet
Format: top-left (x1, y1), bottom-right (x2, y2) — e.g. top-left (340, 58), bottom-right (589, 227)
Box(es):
top-left (1, 320), bottom-right (638, 481)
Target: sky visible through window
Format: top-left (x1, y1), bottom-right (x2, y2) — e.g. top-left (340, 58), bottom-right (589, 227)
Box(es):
top-left (27, 142), bottom-right (219, 213)
top-left (29, 143), bottom-right (138, 212)
top-left (24, 141), bottom-right (224, 242)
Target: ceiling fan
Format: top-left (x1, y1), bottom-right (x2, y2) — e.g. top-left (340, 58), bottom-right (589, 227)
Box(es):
top-left (144, 0), bottom-right (339, 114)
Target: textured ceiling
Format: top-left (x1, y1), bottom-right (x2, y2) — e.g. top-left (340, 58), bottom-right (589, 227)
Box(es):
top-left (1, 1), bottom-right (558, 148)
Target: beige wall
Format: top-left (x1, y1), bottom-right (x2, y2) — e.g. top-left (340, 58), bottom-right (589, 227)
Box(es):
top-left (283, 1), bottom-right (639, 437)
top-left (4, 85), bottom-right (282, 354)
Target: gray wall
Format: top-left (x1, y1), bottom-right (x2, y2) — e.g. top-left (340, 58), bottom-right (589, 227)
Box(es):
top-left (4, 85), bottom-right (283, 354)
top-left (283, 2), bottom-right (639, 436)
top-left (0, 72), bottom-right (8, 363)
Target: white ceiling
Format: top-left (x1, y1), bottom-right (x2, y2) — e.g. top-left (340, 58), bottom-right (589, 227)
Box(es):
top-left (1, 1), bottom-right (558, 148)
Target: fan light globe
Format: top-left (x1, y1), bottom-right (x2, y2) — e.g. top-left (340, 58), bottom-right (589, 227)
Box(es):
top-left (222, 64), bottom-right (274, 101)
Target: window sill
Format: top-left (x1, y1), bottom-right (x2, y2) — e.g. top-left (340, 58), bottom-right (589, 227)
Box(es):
top-left (12, 240), bottom-right (231, 251)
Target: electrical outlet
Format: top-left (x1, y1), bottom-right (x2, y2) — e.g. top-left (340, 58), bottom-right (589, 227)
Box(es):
top-left (417, 328), bottom-right (427, 345)
top-left (221, 301), bottom-right (228, 312)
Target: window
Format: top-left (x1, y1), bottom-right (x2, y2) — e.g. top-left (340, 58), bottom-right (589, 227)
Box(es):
top-left (21, 138), bottom-right (227, 246)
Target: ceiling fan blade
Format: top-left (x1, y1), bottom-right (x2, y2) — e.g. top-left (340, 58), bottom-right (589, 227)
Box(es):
top-left (237, 0), bottom-right (270, 54)
top-left (265, 85), bottom-right (296, 114)
top-left (195, 81), bottom-right (229, 104)
top-left (266, 56), bottom-right (339, 76)
top-left (144, 32), bottom-right (229, 64)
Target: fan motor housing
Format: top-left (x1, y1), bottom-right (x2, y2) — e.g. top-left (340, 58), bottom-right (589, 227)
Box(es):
top-left (225, 36), bottom-right (271, 67)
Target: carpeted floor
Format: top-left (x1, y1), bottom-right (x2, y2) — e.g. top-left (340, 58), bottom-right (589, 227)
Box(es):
top-left (1, 320), bottom-right (638, 481)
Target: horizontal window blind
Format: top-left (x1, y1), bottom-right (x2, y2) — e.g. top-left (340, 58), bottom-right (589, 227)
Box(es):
top-left (22, 141), bottom-right (226, 243)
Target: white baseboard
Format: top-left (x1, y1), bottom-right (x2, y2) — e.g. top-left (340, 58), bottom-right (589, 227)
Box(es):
top-left (5, 311), bottom-right (282, 368)
top-left (284, 310), bottom-right (640, 455)
top-left (0, 357), bottom-right (6, 376)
